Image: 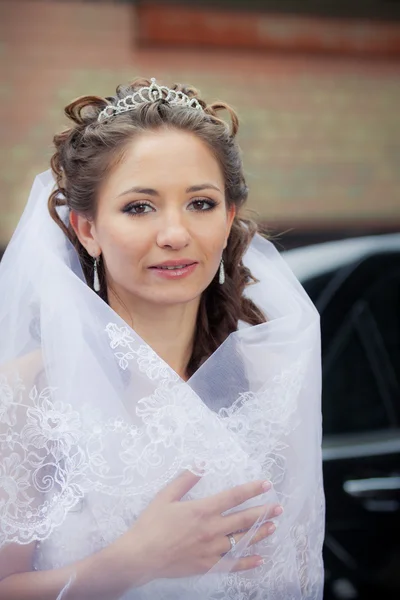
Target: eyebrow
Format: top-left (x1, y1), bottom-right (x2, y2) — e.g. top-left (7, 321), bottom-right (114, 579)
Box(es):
top-left (118, 183), bottom-right (222, 197)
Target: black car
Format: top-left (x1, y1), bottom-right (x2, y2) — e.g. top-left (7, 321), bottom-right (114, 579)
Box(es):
top-left (283, 234), bottom-right (400, 600)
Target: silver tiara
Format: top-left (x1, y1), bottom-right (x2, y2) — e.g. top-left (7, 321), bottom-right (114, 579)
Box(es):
top-left (98, 78), bottom-right (203, 122)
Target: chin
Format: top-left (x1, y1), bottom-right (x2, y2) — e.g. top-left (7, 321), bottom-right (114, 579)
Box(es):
top-left (144, 287), bottom-right (203, 307)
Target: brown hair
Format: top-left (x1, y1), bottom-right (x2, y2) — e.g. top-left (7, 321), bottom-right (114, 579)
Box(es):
top-left (48, 77), bottom-right (266, 376)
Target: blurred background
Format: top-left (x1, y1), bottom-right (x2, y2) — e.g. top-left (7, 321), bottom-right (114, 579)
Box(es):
top-left (1, 1), bottom-right (400, 599)
top-left (1, 0), bottom-right (400, 250)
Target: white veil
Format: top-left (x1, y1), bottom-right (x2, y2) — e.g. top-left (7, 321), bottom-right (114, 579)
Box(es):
top-left (0, 170), bottom-right (325, 599)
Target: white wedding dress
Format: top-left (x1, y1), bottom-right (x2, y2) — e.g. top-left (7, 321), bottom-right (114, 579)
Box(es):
top-left (0, 171), bottom-right (325, 599)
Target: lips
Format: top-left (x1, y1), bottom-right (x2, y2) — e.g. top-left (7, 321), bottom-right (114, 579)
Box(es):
top-left (148, 260), bottom-right (198, 279)
top-left (149, 259), bottom-right (198, 270)
top-left (156, 265), bottom-right (192, 270)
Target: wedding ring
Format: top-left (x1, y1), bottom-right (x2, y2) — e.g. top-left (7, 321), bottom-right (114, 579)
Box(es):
top-left (228, 534), bottom-right (236, 551)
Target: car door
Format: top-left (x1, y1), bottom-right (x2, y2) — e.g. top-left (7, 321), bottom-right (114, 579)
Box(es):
top-left (305, 251), bottom-right (400, 599)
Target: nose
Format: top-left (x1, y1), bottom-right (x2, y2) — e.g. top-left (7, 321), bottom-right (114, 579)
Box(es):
top-left (156, 211), bottom-right (191, 250)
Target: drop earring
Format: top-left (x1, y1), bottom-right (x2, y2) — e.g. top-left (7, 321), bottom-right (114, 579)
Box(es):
top-left (93, 256), bottom-right (100, 292)
top-left (219, 258), bottom-right (225, 285)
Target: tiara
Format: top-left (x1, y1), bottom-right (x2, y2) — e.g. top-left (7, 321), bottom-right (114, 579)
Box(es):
top-left (97, 78), bottom-right (204, 122)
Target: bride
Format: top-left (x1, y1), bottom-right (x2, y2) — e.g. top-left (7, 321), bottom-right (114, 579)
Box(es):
top-left (0, 78), bottom-right (324, 599)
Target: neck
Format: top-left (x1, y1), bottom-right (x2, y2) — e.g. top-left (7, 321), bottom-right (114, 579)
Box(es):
top-left (108, 292), bottom-right (200, 381)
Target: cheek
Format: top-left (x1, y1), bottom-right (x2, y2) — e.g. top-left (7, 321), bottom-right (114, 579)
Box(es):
top-left (97, 219), bottom-right (150, 264)
top-left (196, 217), bottom-right (229, 255)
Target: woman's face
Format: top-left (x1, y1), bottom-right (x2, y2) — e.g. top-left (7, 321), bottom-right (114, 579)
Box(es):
top-left (73, 128), bottom-right (235, 309)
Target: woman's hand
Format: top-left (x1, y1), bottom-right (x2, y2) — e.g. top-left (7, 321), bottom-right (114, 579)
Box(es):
top-left (0, 472), bottom-right (282, 600)
top-left (114, 470), bottom-right (282, 586)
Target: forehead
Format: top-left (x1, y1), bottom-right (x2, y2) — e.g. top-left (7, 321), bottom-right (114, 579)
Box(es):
top-left (103, 128), bottom-right (224, 196)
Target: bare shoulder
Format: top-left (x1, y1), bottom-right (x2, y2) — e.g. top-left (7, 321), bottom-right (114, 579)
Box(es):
top-left (0, 349), bottom-right (45, 408)
top-left (1, 349), bottom-right (43, 383)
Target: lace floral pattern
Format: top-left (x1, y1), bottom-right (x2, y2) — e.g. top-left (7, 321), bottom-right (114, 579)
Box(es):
top-left (0, 377), bottom-right (87, 546)
top-left (21, 387), bottom-right (81, 462)
top-left (1, 323), bottom-right (323, 598)
top-left (0, 374), bottom-right (24, 427)
top-left (107, 323), bottom-right (176, 382)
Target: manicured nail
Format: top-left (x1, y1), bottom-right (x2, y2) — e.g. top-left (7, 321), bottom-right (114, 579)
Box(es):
top-left (273, 505), bottom-right (284, 516)
top-left (262, 481), bottom-right (272, 492)
top-left (255, 558), bottom-right (265, 567)
top-left (266, 522), bottom-right (276, 534)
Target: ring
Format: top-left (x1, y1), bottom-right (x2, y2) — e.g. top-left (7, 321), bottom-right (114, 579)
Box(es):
top-left (227, 534), bottom-right (236, 551)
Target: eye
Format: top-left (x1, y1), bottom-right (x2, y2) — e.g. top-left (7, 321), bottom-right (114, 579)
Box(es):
top-left (188, 198), bottom-right (217, 212)
top-left (123, 202), bottom-right (155, 216)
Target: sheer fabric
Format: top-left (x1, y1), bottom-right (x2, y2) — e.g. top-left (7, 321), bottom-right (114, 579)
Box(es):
top-left (0, 171), bottom-right (325, 599)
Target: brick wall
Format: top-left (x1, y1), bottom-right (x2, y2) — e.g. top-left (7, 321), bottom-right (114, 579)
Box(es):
top-left (1, 0), bottom-right (400, 247)
top-left (137, 3), bottom-right (400, 56)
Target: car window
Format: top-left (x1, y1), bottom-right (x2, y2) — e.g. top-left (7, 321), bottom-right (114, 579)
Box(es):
top-left (322, 320), bottom-right (392, 434)
top-left (315, 253), bottom-right (400, 435)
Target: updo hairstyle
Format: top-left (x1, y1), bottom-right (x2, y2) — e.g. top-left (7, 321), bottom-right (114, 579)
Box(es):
top-left (48, 77), bottom-right (265, 375)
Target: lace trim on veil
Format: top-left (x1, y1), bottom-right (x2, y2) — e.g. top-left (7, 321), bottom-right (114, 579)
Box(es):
top-left (1, 323), bottom-right (324, 598)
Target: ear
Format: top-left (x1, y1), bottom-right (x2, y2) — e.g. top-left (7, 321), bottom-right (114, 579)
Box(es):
top-left (69, 211), bottom-right (101, 257)
top-left (223, 204), bottom-right (236, 249)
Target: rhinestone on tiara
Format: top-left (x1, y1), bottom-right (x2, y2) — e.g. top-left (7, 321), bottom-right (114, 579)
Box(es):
top-left (97, 78), bottom-right (203, 122)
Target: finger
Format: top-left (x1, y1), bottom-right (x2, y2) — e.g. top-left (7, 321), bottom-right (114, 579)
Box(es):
top-left (220, 503), bottom-right (283, 536)
top-left (212, 555), bottom-right (264, 573)
top-left (231, 555), bottom-right (265, 572)
top-left (240, 521), bottom-right (276, 545)
top-left (206, 480), bottom-right (271, 514)
top-left (155, 470), bottom-right (202, 503)
top-left (214, 522), bottom-right (276, 556)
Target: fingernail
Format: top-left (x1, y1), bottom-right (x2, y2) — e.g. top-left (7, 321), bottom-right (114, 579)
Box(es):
top-left (266, 522), bottom-right (276, 534)
top-left (273, 505), bottom-right (284, 516)
top-left (255, 558), bottom-right (265, 567)
top-left (261, 481), bottom-right (272, 492)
